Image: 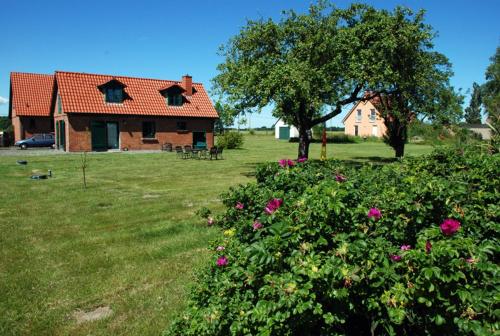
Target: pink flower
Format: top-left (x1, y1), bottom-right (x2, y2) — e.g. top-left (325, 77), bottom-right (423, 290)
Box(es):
top-left (235, 202), bottom-right (244, 210)
top-left (335, 174), bottom-right (347, 182)
top-left (425, 240), bottom-right (432, 254)
top-left (216, 256), bottom-right (228, 267)
top-left (400, 245), bottom-right (411, 251)
top-left (207, 217), bottom-right (214, 226)
top-left (440, 218), bottom-right (461, 236)
top-left (367, 207), bottom-right (381, 220)
top-left (390, 255), bottom-right (402, 262)
top-left (252, 220), bottom-right (263, 231)
top-left (278, 159), bottom-right (295, 168)
top-left (216, 246), bottom-right (225, 251)
top-left (265, 198), bottom-right (283, 215)
top-left (297, 157), bottom-right (307, 163)
top-left (466, 257), bottom-right (476, 264)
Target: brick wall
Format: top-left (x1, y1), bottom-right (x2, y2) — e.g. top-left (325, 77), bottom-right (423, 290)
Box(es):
top-left (63, 114), bottom-right (214, 152)
top-left (12, 116), bottom-right (54, 142)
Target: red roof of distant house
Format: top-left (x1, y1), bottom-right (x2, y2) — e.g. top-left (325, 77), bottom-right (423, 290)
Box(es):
top-left (10, 72), bottom-right (55, 117)
top-left (55, 71), bottom-right (218, 118)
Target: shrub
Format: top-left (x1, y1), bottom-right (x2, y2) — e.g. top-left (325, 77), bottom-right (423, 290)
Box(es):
top-left (167, 146), bottom-right (499, 336)
top-left (216, 132), bottom-right (244, 149)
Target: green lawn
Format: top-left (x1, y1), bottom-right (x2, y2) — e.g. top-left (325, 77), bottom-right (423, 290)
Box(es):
top-left (0, 135), bottom-right (433, 335)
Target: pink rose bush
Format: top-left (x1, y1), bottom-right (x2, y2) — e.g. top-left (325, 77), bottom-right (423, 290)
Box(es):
top-left (425, 240), bottom-right (432, 254)
top-left (335, 174), bottom-right (347, 182)
top-left (252, 220), bottom-right (263, 231)
top-left (400, 244), bottom-right (411, 251)
top-left (440, 218), bottom-right (461, 236)
top-left (279, 159), bottom-right (295, 168)
top-left (367, 207), bottom-right (381, 220)
top-left (297, 157), bottom-right (307, 163)
top-left (265, 198), bottom-right (283, 215)
top-left (235, 202), bottom-right (244, 210)
top-left (216, 256), bottom-right (228, 267)
top-left (390, 255), bottom-right (402, 262)
top-left (216, 246), bottom-right (225, 251)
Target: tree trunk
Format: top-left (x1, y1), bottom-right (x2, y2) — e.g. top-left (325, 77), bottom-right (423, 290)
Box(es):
top-left (298, 125), bottom-right (310, 159)
top-left (394, 141), bottom-right (405, 158)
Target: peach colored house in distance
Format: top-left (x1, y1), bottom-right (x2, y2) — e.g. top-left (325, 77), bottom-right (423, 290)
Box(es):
top-left (342, 100), bottom-right (387, 138)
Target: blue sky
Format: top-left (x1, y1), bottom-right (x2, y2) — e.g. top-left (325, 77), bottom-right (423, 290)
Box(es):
top-left (1, 0), bottom-right (498, 126)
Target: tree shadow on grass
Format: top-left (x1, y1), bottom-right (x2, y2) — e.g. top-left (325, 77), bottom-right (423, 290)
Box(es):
top-left (348, 156), bottom-right (398, 164)
top-left (240, 162), bottom-right (260, 178)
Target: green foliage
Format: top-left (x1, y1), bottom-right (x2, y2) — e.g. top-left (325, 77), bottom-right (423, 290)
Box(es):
top-left (464, 82), bottom-right (483, 124)
top-left (482, 46), bottom-right (500, 152)
top-left (0, 117), bottom-right (12, 131)
top-left (168, 146), bottom-right (499, 335)
top-left (409, 121), bottom-right (482, 145)
top-left (214, 101), bottom-right (237, 134)
top-left (213, 2), bottom-right (458, 159)
top-left (216, 132), bottom-right (244, 149)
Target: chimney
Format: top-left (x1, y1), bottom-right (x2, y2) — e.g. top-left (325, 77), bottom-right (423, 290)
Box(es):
top-left (182, 74), bottom-right (192, 96)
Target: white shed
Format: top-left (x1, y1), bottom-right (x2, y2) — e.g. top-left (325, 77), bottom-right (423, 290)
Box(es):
top-left (274, 119), bottom-right (300, 140)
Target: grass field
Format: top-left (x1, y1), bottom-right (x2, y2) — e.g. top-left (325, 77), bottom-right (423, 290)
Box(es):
top-left (0, 135), bottom-right (434, 335)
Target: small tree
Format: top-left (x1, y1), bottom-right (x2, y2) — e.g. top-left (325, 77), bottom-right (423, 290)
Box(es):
top-left (214, 101), bottom-right (236, 134)
top-left (464, 82), bottom-right (482, 124)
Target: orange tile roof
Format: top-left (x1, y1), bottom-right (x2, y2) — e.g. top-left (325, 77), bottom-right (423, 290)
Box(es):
top-left (55, 71), bottom-right (219, 118)
top-left (10, 72), bottom-right (55, 117)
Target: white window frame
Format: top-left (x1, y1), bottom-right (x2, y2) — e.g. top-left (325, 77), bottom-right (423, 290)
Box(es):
top-left (356, 109), bottom-right (362, 122)
top-left (369, 109), bottom-right (376, 122)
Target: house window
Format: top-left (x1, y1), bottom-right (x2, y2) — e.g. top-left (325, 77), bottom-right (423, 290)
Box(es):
top-left (57, 94), bottom-right (62, 114)
top-left (142, 121), bottom-right (156, 139)
top-left (105, 88), bottom-right (123, 103)
top-left (177, 121), bottom-right (187, 131)
top-left (356, 109), bottom-right (362, 122)
top-left (167, 93), bottom-right (183, 106)
top-left (369, 109), bottom-right (376, 122)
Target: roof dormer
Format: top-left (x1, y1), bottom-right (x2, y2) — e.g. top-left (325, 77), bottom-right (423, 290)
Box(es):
top-left (98, 78), bottom-right (128, 104)
top-left (159, 84), bottom-right (185, 107)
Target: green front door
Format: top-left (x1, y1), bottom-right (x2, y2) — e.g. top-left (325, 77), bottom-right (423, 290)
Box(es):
top-left (193, 132), bottom-right (206, 148)
top-left (91, 121), bottom-right (107, 151)
top-left (279, 126), bottom-right (290, 140)
top-left (106, 122), bottom-right (119, 149)
top-left (56, 120), bottom-right (66, 150)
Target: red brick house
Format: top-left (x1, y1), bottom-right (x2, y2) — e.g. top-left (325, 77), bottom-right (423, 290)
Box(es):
top-left (9, 71), bottom-right (219, 151)
top-left (9, 72), bottom-right (55, 142)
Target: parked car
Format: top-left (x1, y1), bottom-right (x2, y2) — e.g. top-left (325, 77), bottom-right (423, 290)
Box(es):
top-left (15, 133), bottom-right (55, 149)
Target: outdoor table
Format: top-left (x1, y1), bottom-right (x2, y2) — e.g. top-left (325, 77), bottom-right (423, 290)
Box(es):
top-left (191, 148), bottom-right (207, 159)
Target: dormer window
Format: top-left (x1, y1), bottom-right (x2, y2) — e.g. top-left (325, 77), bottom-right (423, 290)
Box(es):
top-left (167, 93), bottom-right (183, 106)
top-left (98, 78), bottom-right (127, 104)
top-left (105, 88), bottom-right (123, 103)
top-left (159, 83), bottom-right (185, 107)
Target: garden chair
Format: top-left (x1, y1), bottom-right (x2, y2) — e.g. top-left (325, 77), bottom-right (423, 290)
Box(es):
top-left (216, 147), bottom-right (224, 160)
top-left (183, 145), bottom-right (192, 159)
top-left (175, 146), bottom-right (183, 158)
top-left (209, 147), bottom-right (218, 160)
top-left (162, 142), bottom-right (173, 152)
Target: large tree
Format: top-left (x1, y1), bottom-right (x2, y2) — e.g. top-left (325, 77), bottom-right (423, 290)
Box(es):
top-left (213, 2), bottom-right (458, 158)
top-left (353, 7), bottom-right (462, 157)
top-left (464, 82), bottom-right (482, 124)
top-left (482, 46), bottom-right (500, 150)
